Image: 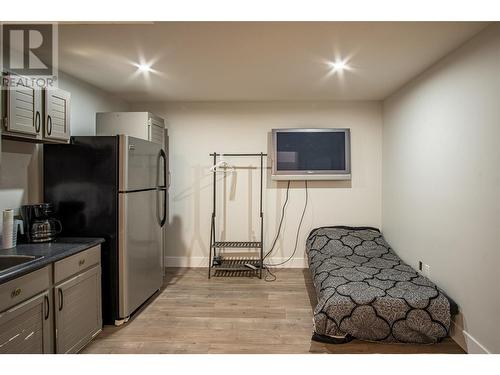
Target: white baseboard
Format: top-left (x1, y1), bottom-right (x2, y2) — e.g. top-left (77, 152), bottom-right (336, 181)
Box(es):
top-left (463, 331), bottom-right (491, 354)
top-left (450, 314), bottom-right (491, 354)
top-left (165, 256), bottom-right (206, 268)
top-left (165, 256), bottom-right (308, 268)
top-left (263, 257), bottom-right (308, 268)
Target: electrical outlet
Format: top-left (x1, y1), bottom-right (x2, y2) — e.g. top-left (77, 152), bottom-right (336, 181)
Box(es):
top-left (423, 264), bottom-right (431, 278)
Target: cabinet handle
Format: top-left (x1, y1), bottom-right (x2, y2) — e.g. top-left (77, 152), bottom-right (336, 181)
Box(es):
top-left (10, 288), bottom-right (22, 298)
top-left (78, 259), bottom-right (85, 266)
top-left (47, 114), bottom-right (52, 136)
top-left (44, 295), bottom-right (50, 320)
top-left (35, 111), bottom-right (41, 133)
top-left (58, 288), bottom-right (64, 311)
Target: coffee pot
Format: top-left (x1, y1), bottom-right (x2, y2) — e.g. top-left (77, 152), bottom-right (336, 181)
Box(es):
top-left (29, 218), bottom-right (62, 242)
top-left (20, 203), bottom-right (63, 243)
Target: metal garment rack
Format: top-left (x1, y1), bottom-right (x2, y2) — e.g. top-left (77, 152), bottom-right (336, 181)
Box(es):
top-left (208, 152), bottom-right (267, 279)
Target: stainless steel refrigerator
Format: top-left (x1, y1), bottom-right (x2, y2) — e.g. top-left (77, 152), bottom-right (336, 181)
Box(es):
top-left (44, 135), bottom-right (167, 325)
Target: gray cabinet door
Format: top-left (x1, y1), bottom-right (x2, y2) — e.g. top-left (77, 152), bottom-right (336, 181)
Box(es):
top-left (44, 88), bottom-right (70, 142)
top-left (0, 291), bottom-right (51, 354)
top-left (148, 122), bottom-right (165, 146)
top-left (54, 265), bottom-right (102, 354)
top-left (148, 114), bottom-right (165, 147)
top-left (5, 76), bottom-right (42, 139)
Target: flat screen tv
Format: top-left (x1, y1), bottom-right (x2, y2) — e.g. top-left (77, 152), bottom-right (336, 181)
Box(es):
top-left (271, 128), bottom-right (351, 180)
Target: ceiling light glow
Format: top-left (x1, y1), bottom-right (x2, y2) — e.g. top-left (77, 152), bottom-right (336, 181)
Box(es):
top-left (137, 63), bottom-right (152, 73)
top-left (329, 59), bottom-right (349, 72)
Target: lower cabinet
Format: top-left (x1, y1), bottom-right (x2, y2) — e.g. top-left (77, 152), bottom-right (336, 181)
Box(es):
top-left (54, 265), bottom-right (102, 353)
top-left (0, 245), bottom-right (102, 354)
top-left (0, 290), bottom-right (51, 353)
top-left (0, 265), bottom-right (52, 354)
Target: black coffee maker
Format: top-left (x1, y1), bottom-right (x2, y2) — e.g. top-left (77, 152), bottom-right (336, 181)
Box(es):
top-left (20, 203), bottom-right (62, 243)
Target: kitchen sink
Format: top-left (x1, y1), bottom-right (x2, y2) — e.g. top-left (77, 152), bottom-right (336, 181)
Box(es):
top-left (0, 255), bottom-right (42, 272)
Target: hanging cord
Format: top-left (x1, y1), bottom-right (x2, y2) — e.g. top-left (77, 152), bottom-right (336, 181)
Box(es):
top-left (263, 180), bottom-right (291, 260)
top-left (264, 180), bottom-right (309, 280)
top-left (262, 180), bottom-right (290, 282)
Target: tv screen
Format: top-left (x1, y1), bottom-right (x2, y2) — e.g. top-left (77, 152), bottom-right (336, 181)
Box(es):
top-left (271, 128), bottom-right (351, 180)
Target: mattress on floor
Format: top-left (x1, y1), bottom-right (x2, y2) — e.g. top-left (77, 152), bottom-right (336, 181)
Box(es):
top-left (306, 226), bottom-right (455, 344)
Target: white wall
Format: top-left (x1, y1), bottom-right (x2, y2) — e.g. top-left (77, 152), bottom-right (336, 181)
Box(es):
top-left (0, 71), bottom-right (129, 218)
top-left (383, 24), bottom-right (500, 354)
top-left (58, 71), bottom-right (130, 136)
top-left (131, 101), bottom-right (382, 267)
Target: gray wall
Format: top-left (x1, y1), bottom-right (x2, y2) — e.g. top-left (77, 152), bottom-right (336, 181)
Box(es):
top-left (382, 24), bottom-right (500, 353)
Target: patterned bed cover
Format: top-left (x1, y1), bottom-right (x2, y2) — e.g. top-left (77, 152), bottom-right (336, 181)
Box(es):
top-left (306, 226), bottom-right (456, 344)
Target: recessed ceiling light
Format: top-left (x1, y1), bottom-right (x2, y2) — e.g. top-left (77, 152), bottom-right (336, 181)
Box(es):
top-left (137, 63), bottom-right (152, 73)
top-left (329, 59), bottom-right (349, 72)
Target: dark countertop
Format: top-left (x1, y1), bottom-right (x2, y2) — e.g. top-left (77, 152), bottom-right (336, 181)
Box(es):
top-left (0, 237), bottom-right (105, 284)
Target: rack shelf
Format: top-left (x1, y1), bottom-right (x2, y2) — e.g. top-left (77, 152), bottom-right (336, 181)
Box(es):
top-left (212, 241), bottom-right (262, 248)
top-left (208, 152), bottom-right (267, 279)
top-left (212, 258), bottom-right (261, 272)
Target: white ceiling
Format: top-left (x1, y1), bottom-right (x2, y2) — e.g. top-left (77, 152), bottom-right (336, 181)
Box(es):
top-left (59, 22), bottom-right (488, 102)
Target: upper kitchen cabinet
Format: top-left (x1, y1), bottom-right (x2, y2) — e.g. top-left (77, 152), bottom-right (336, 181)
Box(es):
top-left (1, 75), bottom-right (71, 144)
top-left (96, 112), bottom-right (167, 149)
top-left (44, 88), bottom-right (71, 142)
top-left (2, 76), bottom-right (43, 141)
top-left (148, 114), bottom-right (166, 146)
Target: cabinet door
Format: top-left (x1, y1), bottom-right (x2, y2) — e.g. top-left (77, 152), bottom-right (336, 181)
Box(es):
top-left (148, 115), bottom-right (165, 147)
top-left (0, 291), bottom-right (51, 354)
top-left (44, 88), bottom-right (70, 142)
top-left (55, 265), bottom-right (102, 354)
top-left (149, 123), bottom-right (165, 148)
top-left (5, 76), bottom-right (42, 138)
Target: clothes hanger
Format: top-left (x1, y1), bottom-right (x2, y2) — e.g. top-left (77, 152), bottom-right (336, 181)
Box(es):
top-left (209, 155), bottom-right (235, 173)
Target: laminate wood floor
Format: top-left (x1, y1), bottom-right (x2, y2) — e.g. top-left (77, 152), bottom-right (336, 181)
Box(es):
top-left (82, 268), bottom-right (465, 354)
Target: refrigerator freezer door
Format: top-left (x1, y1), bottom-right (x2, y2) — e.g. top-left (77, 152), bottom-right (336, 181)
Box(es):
top-left (118, 189), bottom-right (163, 319)
top-left (119, 135), bottom-right (162, 192)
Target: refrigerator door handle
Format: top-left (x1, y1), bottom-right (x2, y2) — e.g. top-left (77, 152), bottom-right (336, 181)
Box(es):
top-left (161, 188), bottom-right (167, 227)
top-left (157, 149), bottom-right (167, 227)
top-left (155, 188), bottom-right (167, 227)
top-left (158, 149), bottom-right (167, 188)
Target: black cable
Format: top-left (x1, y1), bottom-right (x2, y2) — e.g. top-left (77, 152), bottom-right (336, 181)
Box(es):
top-left (265, 180), bottom-right (308, 268)
top-left (263, 180), bottom-right (290, 260)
